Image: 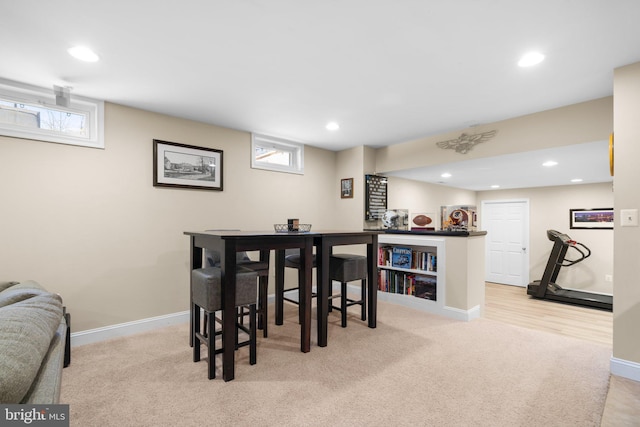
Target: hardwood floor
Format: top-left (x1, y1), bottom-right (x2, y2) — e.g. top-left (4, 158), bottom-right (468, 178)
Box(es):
top-left (484, 282), bottom-right (612, 346)
top-left (484, 282), bottom-right (640, 426)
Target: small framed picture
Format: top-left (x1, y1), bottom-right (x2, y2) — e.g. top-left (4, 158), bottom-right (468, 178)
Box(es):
top-left (341, 178), bottom-right (354, 198)
top-left (153, 139), bottom-right (223, 191)
top-left (570, 208), bottom-right (614, 229)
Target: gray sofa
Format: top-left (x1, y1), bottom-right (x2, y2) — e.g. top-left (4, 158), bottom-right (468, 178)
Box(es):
top-left (0, 280), bottom-right (68, 404)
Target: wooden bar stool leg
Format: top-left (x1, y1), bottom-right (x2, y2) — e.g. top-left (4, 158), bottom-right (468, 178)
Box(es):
top-left (341, 282), bottom-right (347, 327)
top-left (250, 304), bottom-right (257, 365)
top-left (235, 308), bottom-right (240, 350)
top-left (328, 280), bottom-right (334, 313)
top-left (193, 302), bottom-right (201, 362)
top-left (208, 310), bottom-right (216, 380)
top-left (190, 302), bottom-right (195, 348)
top-left (203, 312), bottom-right (209, 338)
top-left (361, 279), bottom-right (367, 321)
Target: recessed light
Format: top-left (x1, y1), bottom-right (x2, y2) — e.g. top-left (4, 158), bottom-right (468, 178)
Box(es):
top-left (571, 178), bottom-right (583, 183)
top-left (68, 46), bottom-right (99, 62)
top-left (440, 172), bottom-right (452, 178)
top-left (518, 51), bottom-right (545, 67)
top-left (542, 161), bottom-right (558, 167)
top-left (491, 185), bottom-right (500, 189)
top-left (326, 122), bottom-right (339, 131)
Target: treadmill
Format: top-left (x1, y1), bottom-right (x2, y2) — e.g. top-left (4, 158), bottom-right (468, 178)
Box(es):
top-left (527, 230), bottom-right (613, 311)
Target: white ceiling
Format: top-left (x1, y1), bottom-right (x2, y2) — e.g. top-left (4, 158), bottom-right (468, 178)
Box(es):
top-left (1, 1), bottom-right (637, 190)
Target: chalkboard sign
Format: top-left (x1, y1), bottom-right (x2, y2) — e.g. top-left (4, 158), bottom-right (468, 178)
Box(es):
top-left (365, 174), bottom-right (387, 221)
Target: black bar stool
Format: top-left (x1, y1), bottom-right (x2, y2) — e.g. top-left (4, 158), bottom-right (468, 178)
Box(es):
top-left (281, 248), bottom-right (317, 323)
top-left (205, 248), bottom-right (270, 338)
top-left (191, 266), bottom-right (258, 379)
top-left (328, 254), bottom-right (367, 327)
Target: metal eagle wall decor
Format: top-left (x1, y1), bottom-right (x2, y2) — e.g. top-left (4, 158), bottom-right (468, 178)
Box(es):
top-left (436, 129), bottom-right (497, 154)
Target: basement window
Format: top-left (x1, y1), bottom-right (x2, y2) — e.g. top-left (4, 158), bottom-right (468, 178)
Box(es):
top-left (251, 133), bottom-right (304, 174)
top-left (0, 78), bottom-right (104, 149)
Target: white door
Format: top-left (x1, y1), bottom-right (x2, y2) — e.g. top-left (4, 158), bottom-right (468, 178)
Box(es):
top-left (481, 200), bottom-right (529, 286)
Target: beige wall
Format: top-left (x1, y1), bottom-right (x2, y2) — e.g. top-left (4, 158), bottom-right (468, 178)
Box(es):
top-left (386, 176), bottom-right (476, 229)
top-left (613, 62), bottom-right (640, 364)
top-left (375, 97), bottom-right (612, 174)
top-left (335, 146), bottom-right (366, 231)
top-left (381, 180), bottom-right (614, 294)
top-left (378, 92), bottom-right (640, 372)
top-left (477, 183), bottom-right (614, 294)
top-left (374, 97), bottom-right (615, 295)
top-left (2, 74), bottom-right (637, 371)
top-left (444, 235), bottom-right (486, 313)
top-left (0, 103), bottom-right (340, 332)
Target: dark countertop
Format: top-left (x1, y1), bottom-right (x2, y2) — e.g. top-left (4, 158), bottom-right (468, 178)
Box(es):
top-left (371, 229), bottom-right (487, 237)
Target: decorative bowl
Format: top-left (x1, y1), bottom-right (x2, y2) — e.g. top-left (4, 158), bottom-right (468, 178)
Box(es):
top-left (274, 224), bottom-right (312, 233)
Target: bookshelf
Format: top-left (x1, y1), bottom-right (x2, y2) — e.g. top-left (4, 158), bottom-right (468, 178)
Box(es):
top-left (377, 232), bottom-right (486, 321)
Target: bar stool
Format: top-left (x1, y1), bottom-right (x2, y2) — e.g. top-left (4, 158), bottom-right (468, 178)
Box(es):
top-left (281, 248), bottom-right (317, 323)
top-left (205, 248), bottom-right (270, 338)
top-left (191, 266), bottom-right (258, 380)
top-left (328, 254), bottom-right (367, 327)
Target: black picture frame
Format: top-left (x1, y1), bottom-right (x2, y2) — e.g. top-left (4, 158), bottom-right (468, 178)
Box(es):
top-left (153, 139), bottom-right (223, 191)
top-left (569, 208), bottom-right (614, 229)
top-left (365, 174), bottom-right (387, 221)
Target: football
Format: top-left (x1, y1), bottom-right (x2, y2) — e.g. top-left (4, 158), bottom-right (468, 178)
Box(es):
top-left (412, 214), bottom-right (432, 226)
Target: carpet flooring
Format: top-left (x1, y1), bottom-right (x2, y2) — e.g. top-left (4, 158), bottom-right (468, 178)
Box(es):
top-left (61, 300), bottom-right (612, 426)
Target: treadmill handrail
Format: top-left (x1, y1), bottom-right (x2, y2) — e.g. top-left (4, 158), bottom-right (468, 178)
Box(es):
top-left (557, 241), bottom-right (591, 267)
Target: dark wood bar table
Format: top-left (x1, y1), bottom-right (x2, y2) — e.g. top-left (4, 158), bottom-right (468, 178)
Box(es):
top-left (184, 230), bottom-right (315, 382)
top-left (275, 230), bottom-right (380, 347)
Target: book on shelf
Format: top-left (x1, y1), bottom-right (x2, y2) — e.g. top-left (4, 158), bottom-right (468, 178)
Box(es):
top-left (410, 250), bottom-right (437, 272)
top-left (391, 247), bottom-right (412, 268)
top-left (379, 245), bottom-right (437, 273)
top-left (379, 245), bottom-right (390, 266)
top-left (414, 275), bottom-right (437, 301)
top-left (378, 269), bottom-right (436, 301)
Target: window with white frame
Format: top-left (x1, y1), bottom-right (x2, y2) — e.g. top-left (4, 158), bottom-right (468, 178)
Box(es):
top-left (0, 78), bottom-right (104, 149)
top-left (251, 133), bottom-right (304, 174)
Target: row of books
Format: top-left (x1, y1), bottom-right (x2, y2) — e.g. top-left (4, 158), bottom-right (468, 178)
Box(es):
top-left (378, 269), bottom-right (437, 301)
top-left (378, 246), bottom-right (437, 271)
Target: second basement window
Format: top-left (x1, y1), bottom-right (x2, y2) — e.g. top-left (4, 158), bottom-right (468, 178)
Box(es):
top-left (251, 133), bottom-right (304, 174)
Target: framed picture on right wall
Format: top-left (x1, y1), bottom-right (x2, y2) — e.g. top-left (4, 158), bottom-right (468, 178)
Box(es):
top-left (569, 208), bottom-right (614, 229)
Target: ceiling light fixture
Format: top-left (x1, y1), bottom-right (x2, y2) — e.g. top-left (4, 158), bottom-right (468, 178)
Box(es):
top-left (326, 122), bottom-right (339, 131)
top-left (542, 161), bottom-right (558, 167)
top-left (440, 172), bottom-right (452, 178)
top-left (68, 46), bottom-right (99, 62)
top-left (571, 178), bottom-right (583, 183)
top-left (518, 51), bottom-right (545, 67)
top-left (491, 185), bottom-right (500, 189)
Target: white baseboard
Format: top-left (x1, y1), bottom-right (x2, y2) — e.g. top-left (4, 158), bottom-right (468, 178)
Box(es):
top-left (610, 356), bottom-right (640, 382)
top-left (70, 295), bottom-right (279, 347)
top-left (443, 304), bottom-right (482, 321)
top-left (376, 290), bottom-right (479, 321)
top-left (70, 291), bottom-right (482, 347)
top-left (70, 311), bottom-right (190, 348)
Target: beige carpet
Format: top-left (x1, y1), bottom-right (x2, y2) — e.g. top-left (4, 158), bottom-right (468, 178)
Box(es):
top-left (61, 300), bottom-right (611, 426)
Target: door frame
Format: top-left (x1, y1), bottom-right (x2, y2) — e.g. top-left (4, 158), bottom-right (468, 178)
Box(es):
top-left (481, 198), bottom-right (530, 286)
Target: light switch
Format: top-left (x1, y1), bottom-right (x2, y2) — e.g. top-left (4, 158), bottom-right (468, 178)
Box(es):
top-left (621, 209), bottom-right (638, 227)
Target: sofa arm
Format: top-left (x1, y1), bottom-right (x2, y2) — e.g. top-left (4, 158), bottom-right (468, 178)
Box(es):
top-left (21, 316), bottom-right (67, 404)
